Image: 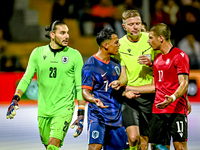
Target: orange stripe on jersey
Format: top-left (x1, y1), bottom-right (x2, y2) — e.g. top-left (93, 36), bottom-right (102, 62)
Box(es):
top-left (82, 85), bottom-right (93, 90)
top-left (93, 54), bottom-right (110, 64)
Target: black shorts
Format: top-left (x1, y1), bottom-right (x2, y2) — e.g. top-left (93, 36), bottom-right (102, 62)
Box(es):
top-left (149, 113), bottom-right (188, 145)
top-left (122, 93), bottom-right (155, 136)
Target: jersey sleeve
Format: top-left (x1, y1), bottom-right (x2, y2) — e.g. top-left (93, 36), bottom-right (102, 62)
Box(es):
top-left (174, 53), bottom-right (190, 74)
top-left (82, 65), bottom-right (95, 91)
top-left (17, 48), bottom-right (38, 93)
top-left (74, 51), bottom-right (84, 101)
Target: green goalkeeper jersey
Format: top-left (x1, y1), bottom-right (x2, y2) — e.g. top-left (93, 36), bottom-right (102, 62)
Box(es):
top-left (17, 45), bottom-right (83, 117)
top-left (117, 32), bottom-right (160, 86)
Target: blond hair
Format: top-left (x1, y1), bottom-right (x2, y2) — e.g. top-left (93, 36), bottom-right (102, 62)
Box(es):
top-left (150, 23), bottom-right (171, 41)
top-left (122, 10), bottom-right (141, 24)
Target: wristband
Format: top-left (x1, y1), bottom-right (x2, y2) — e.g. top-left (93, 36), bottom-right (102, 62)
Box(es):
top-left (13, 93), bottom-right (21, 101)
top-left (170, 94), bottom-right (176, 102)
top-left (78, 109), bottom-right (85, 116)
top-left (78, 105), bottom-right (85, 110)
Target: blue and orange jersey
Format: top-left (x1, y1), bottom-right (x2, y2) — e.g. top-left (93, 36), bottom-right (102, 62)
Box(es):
top-left (82, 54), bottom-right (123, 127)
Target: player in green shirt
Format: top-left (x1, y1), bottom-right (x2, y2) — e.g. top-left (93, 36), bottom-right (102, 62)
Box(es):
top-left (6, 20), bottom-right (85, 150)
top-left (110, 10), bottom-right (160, 150)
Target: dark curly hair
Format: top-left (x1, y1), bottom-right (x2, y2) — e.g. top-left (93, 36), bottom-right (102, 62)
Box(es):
top-left (96, 28), bottom-right (116, 46)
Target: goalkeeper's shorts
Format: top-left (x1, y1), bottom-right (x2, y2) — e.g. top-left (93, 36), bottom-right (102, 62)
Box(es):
top-left (38, 113), bottom-right (73, 147)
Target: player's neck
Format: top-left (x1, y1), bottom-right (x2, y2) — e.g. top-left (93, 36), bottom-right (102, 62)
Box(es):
top-left (127, 33), bottom-right (140, 42)
top-left (50, 42), bottom-right (65, 50)
top-left (161, 43), bottom-right (173, 55)
top-left (96, 52), bottom-right (110, 63)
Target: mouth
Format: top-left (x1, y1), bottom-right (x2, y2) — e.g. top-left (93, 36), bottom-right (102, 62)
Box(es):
top-left (132, 30), bottom-right (139, 34)
top-left (63, 40), bottom-right (68, 44)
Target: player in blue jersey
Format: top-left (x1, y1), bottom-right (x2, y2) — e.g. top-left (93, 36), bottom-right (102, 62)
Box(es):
top-left (81, 28), bottom-right (140, 150)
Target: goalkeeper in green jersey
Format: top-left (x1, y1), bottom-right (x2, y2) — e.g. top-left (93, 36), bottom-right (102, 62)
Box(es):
top-left (6, 20), bottom-right (85, 150)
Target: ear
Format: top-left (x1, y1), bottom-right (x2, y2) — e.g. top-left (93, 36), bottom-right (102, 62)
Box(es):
top-left (103, 42), bottom-right (108, 50)
top-left (122, 24), bottom-right (126, 31)
top-left (159, 35), bottom-right (164, 43)
top-left (50, 32), bottom-right (55, 39)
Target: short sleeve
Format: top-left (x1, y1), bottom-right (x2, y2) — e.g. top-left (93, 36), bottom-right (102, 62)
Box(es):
top-left (82, 65), bottom-right (95, 91)
top-left (174, 52), bottom-right (190, 75)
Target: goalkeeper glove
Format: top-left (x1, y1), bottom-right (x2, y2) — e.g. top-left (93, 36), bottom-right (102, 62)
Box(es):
top-left (6, 94), bottom-right (20, 119)
top-left (70, 108), bottom-right (84, 138)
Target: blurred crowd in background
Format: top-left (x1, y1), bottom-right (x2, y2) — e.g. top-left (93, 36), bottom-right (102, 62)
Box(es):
top-left (1, 0), bottom-right (200, 71)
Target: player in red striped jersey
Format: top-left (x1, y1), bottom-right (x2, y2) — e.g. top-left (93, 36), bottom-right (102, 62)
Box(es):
top-left (124, 23), bottom-right (191, 150)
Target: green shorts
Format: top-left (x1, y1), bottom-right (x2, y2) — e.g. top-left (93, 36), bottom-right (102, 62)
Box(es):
top-left (38, 114), bottom-right (73, 147)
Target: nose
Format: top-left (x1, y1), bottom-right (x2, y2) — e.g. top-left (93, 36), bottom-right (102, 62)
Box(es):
top-left (65, 33), bottom-right (69, 38)
top-left (133, 24), bottom-right (139, 29)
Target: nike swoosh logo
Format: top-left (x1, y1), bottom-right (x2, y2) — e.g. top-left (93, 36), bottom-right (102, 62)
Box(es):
top-left (101, 72), bottom-right (107, 77)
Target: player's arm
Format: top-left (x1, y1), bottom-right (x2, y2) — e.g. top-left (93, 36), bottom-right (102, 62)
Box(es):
top-left (109, 66), bottom-right (127, 90)
top-left (123, 78), bottom-right (155, 99)
top-left (174, 74), bottom-right (189, 98)
top-left (125, 77), bottom-right (155, 93)
top-left (6, 49), bottom-right (38, 119)
top-left (70, 52), bottom-right (85, 138)
top-left (156, 74), bottom-right (189, 109)
top-left (82, 88), bottom-right (108, 108)
top-left (186, 95), bottom-right (191, 115)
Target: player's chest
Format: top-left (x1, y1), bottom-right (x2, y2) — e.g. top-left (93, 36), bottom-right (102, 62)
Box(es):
top-left (97, 64), bottom-right (120, 82)
top-left (120, 43), bottom-right (152, 59)
top-left (154, 56), bottom-right (174, 72)
top-left (38, 52), bottom-right (74, 72)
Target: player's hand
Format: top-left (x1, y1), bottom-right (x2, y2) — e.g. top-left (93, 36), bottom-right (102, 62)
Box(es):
top-left (138, 55), bottom-right (152, 66)
top-left (70, 109), bottom-right (84, 138)
top-left (94, 98), bottom-right (109, 108)
top-left (156, 95), bottom-right (173, 109)
top-left (109, 80), bottom-right (121, 90)
top-left (6, 95), bottom-right (20, 119)
top-left (123, 91), bottom-right (141, 99)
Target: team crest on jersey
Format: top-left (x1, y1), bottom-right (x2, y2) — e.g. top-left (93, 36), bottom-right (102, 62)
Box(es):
top-left (62, 56), bottom-right (68, 64)
top-left (166, 59), bottom-right (170, 65)
top-left (127, 49), bottom-right (131, 53)
top-left (92, 130), bottom-right (99, 139)
top-left (115, 66), bottom-right (120, 76)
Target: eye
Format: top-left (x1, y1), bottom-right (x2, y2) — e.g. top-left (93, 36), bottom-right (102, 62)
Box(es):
top-left (60, 31), bottom-right (66, 35)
